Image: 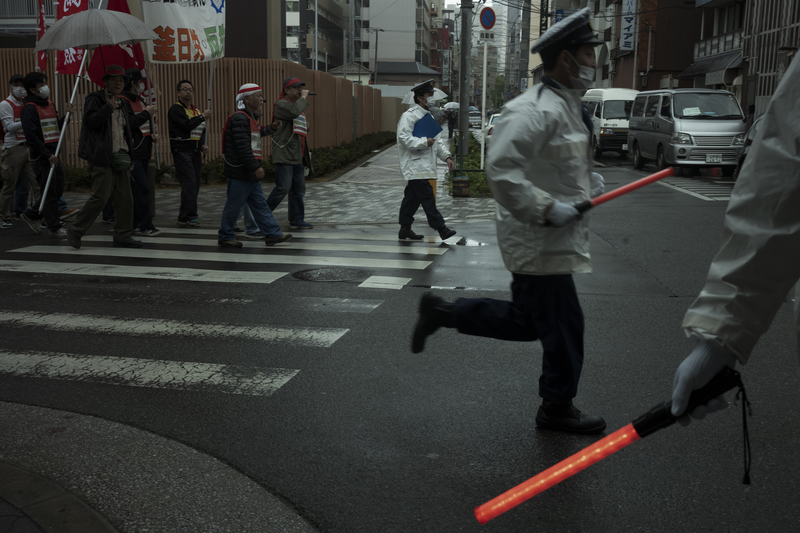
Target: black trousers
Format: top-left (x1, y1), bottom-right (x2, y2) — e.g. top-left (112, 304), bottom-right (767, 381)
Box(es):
top-left (453, 273), bottom-right (585, 401)
top-left (398, 179), bottom-right (445, 230)
top-left (172, 149), bottom-right (201, 222)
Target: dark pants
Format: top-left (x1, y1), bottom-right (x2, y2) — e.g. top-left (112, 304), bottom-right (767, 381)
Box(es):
top-left (102, 198), bottom-right (115, 221)
top-left (399, 179), bottom-right (445, 230)
top-left (131, 159), bottom-right (153, 230)
top-left (172, 150), bottom-right (201, 222)
top-left (267, 163), bottom-right (305, 225)
top-left (448, 121), bottom-right (455, 139)
top-left (71, 164), bottom-right (133, 241)
top-left (32, 158), bottom-right (64, 230)
top-left (453, 273), bottom-right (585, 401)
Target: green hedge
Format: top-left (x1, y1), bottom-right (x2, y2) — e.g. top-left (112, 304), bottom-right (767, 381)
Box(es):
top-left (446, 135), bottom-right (493, 197)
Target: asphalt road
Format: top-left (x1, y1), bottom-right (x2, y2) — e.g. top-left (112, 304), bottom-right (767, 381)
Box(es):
top-left (1, 156), bottom-right (798, 533)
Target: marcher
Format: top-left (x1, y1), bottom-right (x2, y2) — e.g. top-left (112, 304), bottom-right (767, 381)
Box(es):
top-left (671, 50), bottom-right (800, 422)
top-left (410, 9), bottom-right (607, 435)
top-left (19, 72), bottom-right (75, 238)
top-left (397, 79), bottom-right (456, 241)
top-left (120, 68), bottom-right (160, 236)
top-left (266, 77), bottom-right (313, 230)
top-left (0, 74), bottom-right (37, 229)
top-left (169, 79), bottom-right (210, 227)
top-left (67, 65), bottom-right (141, 249)
top-left (217, 83), bottom-right (292, 248)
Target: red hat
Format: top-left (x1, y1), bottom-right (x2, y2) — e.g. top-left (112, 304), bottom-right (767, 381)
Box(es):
top-left (103, 64), bottom-right (128, 81)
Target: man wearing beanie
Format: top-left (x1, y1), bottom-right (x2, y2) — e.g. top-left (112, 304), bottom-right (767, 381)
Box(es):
top-left (68, 65), bottom-right (141, 249)
top-left (217, 83), bottom-right (291, 248)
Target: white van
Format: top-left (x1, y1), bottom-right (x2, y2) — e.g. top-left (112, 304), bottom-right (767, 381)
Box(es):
top-left (581, 88), bottom-right (639, 159)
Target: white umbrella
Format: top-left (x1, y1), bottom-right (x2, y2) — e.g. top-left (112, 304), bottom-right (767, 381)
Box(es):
top-left (33, 4), bottom-right (158, 213)
top-left (443, 102), bottom-right (460, 110)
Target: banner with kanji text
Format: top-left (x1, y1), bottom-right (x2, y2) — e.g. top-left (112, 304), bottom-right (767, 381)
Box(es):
top-left (141, 0), bottom-right (226, 64)
top-left (56, 0), bottom-right (88, 74)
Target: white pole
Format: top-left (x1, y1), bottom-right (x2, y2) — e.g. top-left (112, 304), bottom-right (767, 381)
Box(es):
top-left (207, 59), bottom-right (214, 111)
top-left (480, 40), bottom-right (487, 170)
top-left (314, 0), bottom-right (319, 70)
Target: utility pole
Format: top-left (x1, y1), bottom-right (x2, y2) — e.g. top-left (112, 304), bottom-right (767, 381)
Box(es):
top-left (367, 27), bottom-right (384, 84)
top-left (314, 0), bottom-right (319, 70)
top-left (457, 0), bottom-right (472, 175)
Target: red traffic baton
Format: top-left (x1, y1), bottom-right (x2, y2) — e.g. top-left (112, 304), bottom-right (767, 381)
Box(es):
top-left (474, 367), bottom-right (748, 524)
top-left (573, 167), bottom-right (675, 215)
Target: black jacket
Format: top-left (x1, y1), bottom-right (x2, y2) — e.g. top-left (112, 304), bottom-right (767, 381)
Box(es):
top-left (168, 100), bottom-right (206, 152)
top-left (78, 89), bottom-right (134, 168)
top-left (121, 91), bottom-right (153, 161)
top-left (223, 109), bottom-right (276, 182)
top-left (20, 94), bottom-right (67, 160)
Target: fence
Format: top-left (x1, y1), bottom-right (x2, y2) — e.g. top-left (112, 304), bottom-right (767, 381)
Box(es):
top-left (0, 49), bottom-right (384, 168)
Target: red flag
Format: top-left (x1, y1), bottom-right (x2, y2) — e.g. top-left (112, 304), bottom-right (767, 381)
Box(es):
top-left (36, 0), bottom-right (48, 71)
top-left (57, 0), bottom-right (88, 75)
top-left (87, 0), bottom-right (146, 86)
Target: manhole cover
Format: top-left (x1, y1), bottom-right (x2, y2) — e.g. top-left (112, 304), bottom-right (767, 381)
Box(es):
top-left (293, 268), bottom-right (371, 282)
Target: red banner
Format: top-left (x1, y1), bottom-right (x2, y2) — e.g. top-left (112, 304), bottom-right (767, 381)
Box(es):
top-left (87, 0), bottom-right (146, 86)
top-left (57, 0), bottom-right (88, 75)
top-left (36, 0), bottom-right (48, 71)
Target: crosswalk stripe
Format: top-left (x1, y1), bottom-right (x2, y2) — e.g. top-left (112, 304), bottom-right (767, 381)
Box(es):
top-left (7, 245), bottom-right (433, 270)
top-left (0, 260), bottom-right (287, 284)
top-left (0, 310), bottom-right (349, 348)
top-left (80, 235), bottom-right (448, 255)
top-left (358, 276), bottom-right (411, 290)
top-left (657, 181), bottom-right (715, 201)
top-left (294, 297), bottom-right (383, 313)
top-left (0, 350), bottom-right (299, 397)
top-left (158, 227), bottom-right (449, 243)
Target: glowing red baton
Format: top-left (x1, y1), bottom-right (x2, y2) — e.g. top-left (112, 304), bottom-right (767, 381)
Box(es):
top-left (475, 367), bottom-right (744, 524)
top-left (576, 167), bottom-right (675, 212)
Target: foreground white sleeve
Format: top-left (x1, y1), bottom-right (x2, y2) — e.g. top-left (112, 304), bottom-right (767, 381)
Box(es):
top-left (682, 56), bottom-right (800, 363)
top-left (396, 112), bottom-right (429, 152)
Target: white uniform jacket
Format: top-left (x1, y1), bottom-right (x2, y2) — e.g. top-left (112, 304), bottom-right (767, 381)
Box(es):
top-left (486, 80), bottom-right (593, 275)
top-left (397, 104), bottom-right (451, 181)
top-left (682, 56), bottom-right (800, 364)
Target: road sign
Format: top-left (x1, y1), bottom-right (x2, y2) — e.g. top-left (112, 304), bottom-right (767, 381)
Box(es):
top-left (480, 7), bottom-right (495, 30)
top-left (480, 31), bottom-right (495, 41)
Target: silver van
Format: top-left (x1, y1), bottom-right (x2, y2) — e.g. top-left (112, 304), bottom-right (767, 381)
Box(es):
top-left (627, 89), bottom-right (746, 176)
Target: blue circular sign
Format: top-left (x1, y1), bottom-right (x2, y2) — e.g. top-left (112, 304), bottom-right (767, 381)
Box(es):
top-left (480, 7), bottom-right (495, 30)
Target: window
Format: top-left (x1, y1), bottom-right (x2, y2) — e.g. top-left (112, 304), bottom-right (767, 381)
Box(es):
top-left (644, 96), bottom-right (660, 117)
top-left (363, 20), bottom-right (369, 28)
top-left (631, 96), bottom-right (646, 117)
top-left (660, 96), bottom-right (671, 119)
top-left (604, 100), bottom-right (633, 120)
top-left (585, 101), bottom-right (597, 116)
top-left (286, 1), bottom-right (300, 12)
top-left (673, 93), bottom-right (742, 119)
top-left (362, 41), bottom-right (370, 49)
top-left (594, 102), bottom-right (602, 118)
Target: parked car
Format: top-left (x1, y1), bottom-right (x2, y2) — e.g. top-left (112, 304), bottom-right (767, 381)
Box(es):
top-left (485, 113), bottom-right (502, 148)
top-left (582, 88), bottom-right (638, 159)
top-left (627, 89), bottom-right (746, 177)
top-left (468, 111), bottom-right (482, 129)
top-left (733, 115), bottom-right (764, 179)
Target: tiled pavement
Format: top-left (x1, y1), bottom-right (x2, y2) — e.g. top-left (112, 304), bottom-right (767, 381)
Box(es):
top-left (63, 144), bottom-right (496, 227)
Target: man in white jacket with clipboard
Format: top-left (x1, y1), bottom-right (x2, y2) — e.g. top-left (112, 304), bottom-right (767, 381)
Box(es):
top-left (396, 79), bottom-right (456, 241)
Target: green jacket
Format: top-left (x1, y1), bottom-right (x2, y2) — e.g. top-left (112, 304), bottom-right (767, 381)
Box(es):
top-left (271, 97), bottom-right (309, 165)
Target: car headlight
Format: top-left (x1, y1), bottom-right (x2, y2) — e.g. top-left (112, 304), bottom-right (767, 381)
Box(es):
top-left (671, 133), bottom-right (693, 145)
top-left (600, 128), bottom-right (614, 136)
top-left (732, 134), bottom-right (745, 145)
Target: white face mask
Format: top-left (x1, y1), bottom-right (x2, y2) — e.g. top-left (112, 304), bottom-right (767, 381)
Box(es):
top-left (426, 96), bottom-right (437, 107)
top-left (567, 53), bottom-right (595, 92)
top-left (11, 86), bottom-right (26, 99)
top-left (35, 85), bottom-right (50, 99)
top-left (136, 83), bottom-right (145, 94)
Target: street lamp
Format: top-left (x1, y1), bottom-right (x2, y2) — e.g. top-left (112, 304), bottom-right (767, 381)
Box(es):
top-left (367, 27), bottom-right (384, 84)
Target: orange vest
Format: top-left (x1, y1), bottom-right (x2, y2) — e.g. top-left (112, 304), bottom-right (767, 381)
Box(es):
top-left (121, 94), bottom-right (151, 136)
top-left (25, 100), bottom-right (60, 144)
top-left (2, 98), bottom-right (26, 142)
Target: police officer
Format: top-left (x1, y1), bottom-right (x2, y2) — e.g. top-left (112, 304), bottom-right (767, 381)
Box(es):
top-left (410, 9), bottom-right (607, 435)
top-left (397, 79), bottom-right (456, 241)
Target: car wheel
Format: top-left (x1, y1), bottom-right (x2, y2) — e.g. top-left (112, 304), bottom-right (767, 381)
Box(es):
top-left (656, 146), bottom-right (667, 170)
top-left (593, 138), bottom-right (603, 159)
top-left (632, 143), bottom-right (644, 170)
top-left (722, 165), bottom-right (736, 177)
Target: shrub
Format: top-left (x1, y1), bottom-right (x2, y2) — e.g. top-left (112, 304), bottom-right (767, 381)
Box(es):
top-left (446, 135), bottom-right (493, 197)
top-left (154, 164), bottom-right (175, 185)
top-left (309, 131), bottom-right (396, 178)
top-left (63, 165), bottom-right (91, 191)
top-left (200, 157), bottom-right (225, 184)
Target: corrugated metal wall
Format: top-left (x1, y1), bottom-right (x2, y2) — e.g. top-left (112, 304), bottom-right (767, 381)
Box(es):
top-left (0, 49), bottom-right (384, 168)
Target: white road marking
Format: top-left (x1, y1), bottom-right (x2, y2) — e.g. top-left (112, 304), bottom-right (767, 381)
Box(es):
top-left (80, 235), bottom-right (448, 255)
top-left (657, 181), bottom-right (716, 201)
top-left (293, 297), bottom-right (383, 313)
top-left (357, 276), bottom-right (411, 290)
top-left (0, 260), bottom-right (287, 284)
top-left (158, 227), bottom-right (447, 244)
top-left (8, 246), bottom-right (433, 270)
top-left (0, 310), bottom-right (348, 347)
top-left (0, 350), bottom-right (299, 397)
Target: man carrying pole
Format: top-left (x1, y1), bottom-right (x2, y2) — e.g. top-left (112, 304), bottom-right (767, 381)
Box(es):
top-left (410, 9), bottom-right (607, 434)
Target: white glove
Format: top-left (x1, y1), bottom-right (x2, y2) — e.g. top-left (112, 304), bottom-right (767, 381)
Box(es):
top-left (544, 200), bottom-right (581, 227)
top-left (590, 172), bottom-right (605, 198)
top-left (671, 340), bottom-right (738, 426)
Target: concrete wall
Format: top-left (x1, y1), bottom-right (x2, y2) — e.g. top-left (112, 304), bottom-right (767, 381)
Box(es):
top-left (381, 97), bottom-right (405, 133)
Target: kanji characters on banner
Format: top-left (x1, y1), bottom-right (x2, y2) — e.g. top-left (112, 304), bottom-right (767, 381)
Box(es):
top-left (56, 0), bottom-right (88, 74)
top-left (36, 0), bottom-right (48, 71)
top-left (87, 0), bottom-right (146, 86)
top-left (141, 0), bottom-right (226, 64)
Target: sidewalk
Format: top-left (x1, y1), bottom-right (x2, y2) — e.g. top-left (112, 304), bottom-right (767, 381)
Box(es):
top-left (3, 144), bottom-right (494, 533)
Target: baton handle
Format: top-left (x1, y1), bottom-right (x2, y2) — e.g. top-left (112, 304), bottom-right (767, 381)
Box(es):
top-left (632, 367), bottom-right (742, 438)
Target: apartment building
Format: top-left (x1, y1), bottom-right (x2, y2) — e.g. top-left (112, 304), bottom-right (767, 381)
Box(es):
top-left (284, 0), bottom-right (347, 71)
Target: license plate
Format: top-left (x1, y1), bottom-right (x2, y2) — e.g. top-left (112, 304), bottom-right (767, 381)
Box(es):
top-left (622, 144), bottom-right (628, 150)
top-left (706, 154), bottom-right (722, 163)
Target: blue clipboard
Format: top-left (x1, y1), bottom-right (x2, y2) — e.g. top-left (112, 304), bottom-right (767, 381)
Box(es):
top-left (412, 113), bottom-right (443, 139)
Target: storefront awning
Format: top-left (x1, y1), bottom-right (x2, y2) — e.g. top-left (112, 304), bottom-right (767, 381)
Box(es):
top-left (678, 51), bottom-right (742, 78)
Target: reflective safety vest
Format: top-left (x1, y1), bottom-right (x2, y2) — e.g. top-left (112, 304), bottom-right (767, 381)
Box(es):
top-left (121, 94), bottom-right (151, 136)
top-left (25, 100), bottom-right (60, 144)
top-left (2, 98), bottom-right (26, 142)
top-left (292, 113), bottom-right (308, 137)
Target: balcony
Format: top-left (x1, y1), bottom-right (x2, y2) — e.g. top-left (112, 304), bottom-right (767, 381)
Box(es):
top-left (0, 1), bottom-right (55, 17)
top-left (694, 29), bottom-right (742, 60)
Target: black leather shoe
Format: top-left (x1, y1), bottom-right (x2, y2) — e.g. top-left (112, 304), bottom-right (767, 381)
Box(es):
top-left (265, 233), bottom-right (293, 246)
top-left (67, 226), bottom-right (81, 250)
top-left (535, 400), bottom-right (606, 435)
top-left (438, 225), bottom-right (456, 240)
top-left (398, 226), bottom-right (424, 240)
top-left (113, 238), bottom-right (143, 248)
top-left (411, 292), bottom-right (454, 353)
